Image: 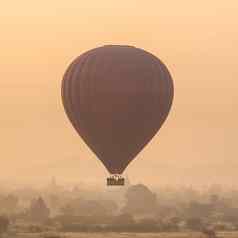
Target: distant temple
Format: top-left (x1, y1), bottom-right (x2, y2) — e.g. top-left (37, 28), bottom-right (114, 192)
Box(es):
top-left (48, 177), bottom-right (62, 193)
top-left (50, 177), bottom-right (57, 188)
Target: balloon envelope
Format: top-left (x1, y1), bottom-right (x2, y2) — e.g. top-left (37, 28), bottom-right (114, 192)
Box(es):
top-left (62, 45), bottom-right (174, 174)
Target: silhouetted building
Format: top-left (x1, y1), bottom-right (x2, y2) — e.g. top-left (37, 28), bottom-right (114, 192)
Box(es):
top-left (28, 197), bottom-right (50, 223)
top-left (122, 184), bottom-right (157, 217)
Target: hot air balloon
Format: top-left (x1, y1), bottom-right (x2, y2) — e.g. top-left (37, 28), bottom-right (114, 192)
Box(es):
top-left (61, 45), bottom-right (174, 185)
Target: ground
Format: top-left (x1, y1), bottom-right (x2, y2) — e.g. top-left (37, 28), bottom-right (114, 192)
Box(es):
top-left (4, 232), bottom-right (238, 238)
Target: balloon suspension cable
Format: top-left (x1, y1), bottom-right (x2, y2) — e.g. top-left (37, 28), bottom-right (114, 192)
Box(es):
top-left (107, 174), bottom-right (125, 186)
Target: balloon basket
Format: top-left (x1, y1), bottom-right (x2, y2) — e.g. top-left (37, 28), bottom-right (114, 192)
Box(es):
top-left (107, 175), bottom-right (125, 186)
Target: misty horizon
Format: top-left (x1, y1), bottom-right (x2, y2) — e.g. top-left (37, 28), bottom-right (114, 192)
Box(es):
top-left (1, 0), bottom-right (238, 191)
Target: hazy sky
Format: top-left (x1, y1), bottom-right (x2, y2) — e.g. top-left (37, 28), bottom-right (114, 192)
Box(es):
top-left (1, 0), bottom-right (238, 186)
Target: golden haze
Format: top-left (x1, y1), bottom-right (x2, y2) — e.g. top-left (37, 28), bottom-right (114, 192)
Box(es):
top-left (0, 0), bottom-right (238, 186)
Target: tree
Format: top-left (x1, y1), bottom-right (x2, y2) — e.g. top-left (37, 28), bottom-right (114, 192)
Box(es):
top-left (0, 195), bottom-right (18, 215)
top-left (0, 216), bottom-right (9, 234)
top-left (60, 198), bottom-right (117, 217)
top-left (186, 217), bottom-right (204, 231)
top-left (112, 213), bottom-right (135, 226)
top-left (186, 201), bottom-right (211, 219)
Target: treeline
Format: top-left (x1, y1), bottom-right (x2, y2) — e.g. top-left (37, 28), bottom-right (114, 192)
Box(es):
top-left (1, 183), bottom-right (238, 233)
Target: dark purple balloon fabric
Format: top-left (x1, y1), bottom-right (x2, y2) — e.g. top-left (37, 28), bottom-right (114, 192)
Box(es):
top-left (62, 45), bottom-right (174, 174)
